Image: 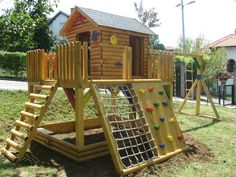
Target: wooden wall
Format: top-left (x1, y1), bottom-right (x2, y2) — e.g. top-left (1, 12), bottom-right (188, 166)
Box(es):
top-left (100, 27), bottom-right (149, 79)
top-left (62, 13), bottom-right (150, 79)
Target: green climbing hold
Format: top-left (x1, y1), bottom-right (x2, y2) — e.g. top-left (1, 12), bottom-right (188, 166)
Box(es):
top-left (154, 125), bottom-right (160, 130)
top-left (153, 102), bottom-right (160, 107)
top-left (158, 91), bottom-right (164, 95)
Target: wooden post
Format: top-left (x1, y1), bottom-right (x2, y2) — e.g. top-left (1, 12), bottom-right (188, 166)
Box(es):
top-left (75, 88), bottom-right (84, 149)
top-left (180, 62), bottom-right (185, 98)
top-left (195, 57), bottom-right (203, 116)
top-left (83, 42), bottom-right (88, 85)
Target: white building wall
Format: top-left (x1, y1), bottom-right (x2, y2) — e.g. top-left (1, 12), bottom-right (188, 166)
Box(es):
top-left (226, 47), bottom-right (236, 60)
top-left (49, 14), bottom-right (68, 41)
top-left (224, 47), bottom-right (236, 94)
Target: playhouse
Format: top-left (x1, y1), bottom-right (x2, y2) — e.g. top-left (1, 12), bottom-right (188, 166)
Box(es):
top-left (60, 6), bottom-right (154, 79)
top-left (0, 6), bottom-right (219, 176)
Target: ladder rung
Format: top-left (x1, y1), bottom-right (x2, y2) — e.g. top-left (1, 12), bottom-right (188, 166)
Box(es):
top-left (10, 129), bottom-right (28, 141)
top-left (6, 138), bottom-right (22, 151)
top-left (1, 148), bottom-right (17, 163)
top-left (16, 120), bottom-right (33, 130)
top-left (25, 102), bottom-right (44, 110)
top-left (20, 111), bottom-right (38, 120)
top-left (186, 70), bottom-right (193, 72)
top-left (30, 93), bottom-right (48, 100)
top-left (34, 85), bottom-right (53, 90)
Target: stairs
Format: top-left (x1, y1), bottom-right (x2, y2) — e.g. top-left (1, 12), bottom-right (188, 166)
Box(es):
top-left (1, 82), bottom-right (57, 163)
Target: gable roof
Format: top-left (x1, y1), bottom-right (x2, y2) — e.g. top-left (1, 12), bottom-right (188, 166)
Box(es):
top-left (208, 33), bottom-right (236, 48)
top-left (60, 6), bottom-right (155, 36)
top-left (48, 11), bottom-right (69, 25)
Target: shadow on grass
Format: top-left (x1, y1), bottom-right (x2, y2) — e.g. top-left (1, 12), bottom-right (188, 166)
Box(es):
top-left (15, 141), bottom-right (119, 177)
top-left (183, 119), bottom-right (220, 133)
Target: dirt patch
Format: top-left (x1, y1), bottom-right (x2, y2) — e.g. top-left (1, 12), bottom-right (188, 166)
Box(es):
top-left (10, 133), bottom-right (214, 177)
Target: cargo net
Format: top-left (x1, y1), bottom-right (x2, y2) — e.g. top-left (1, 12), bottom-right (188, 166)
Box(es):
top-left (95, 83), bottom-right (157, 168)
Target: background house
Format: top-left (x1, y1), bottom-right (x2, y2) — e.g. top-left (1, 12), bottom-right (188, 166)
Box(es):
top-left (208, 31), bottom-right (236, 104)
top-left (48, 11), bottom-right (69, 41)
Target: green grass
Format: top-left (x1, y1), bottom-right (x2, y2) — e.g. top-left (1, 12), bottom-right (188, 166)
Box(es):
top-left (0, 90), bottom-right (235, 177)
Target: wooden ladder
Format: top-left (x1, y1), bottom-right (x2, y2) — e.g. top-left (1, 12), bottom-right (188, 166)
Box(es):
top-left (1, 82), bottom-right (57, 163)
top-left (185, 62), bottom-right (194, 98)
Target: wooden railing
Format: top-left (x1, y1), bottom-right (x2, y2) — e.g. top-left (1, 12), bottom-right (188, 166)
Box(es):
top-left (148, 49), bottom-right (174, 84)
top-left (27, 42), bottom-right (88, 88)
top-left (56, 41), bottom-right (88, 88)
top-left (27, 49), bottom-right (47, 83)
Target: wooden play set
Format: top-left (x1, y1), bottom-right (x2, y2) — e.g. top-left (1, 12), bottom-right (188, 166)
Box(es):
top-left (1, 6), bottom-right (219, 175)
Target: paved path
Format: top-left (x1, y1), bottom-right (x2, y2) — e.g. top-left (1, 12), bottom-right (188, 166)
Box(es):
top-left (0, 79), bottom-right (28, 90)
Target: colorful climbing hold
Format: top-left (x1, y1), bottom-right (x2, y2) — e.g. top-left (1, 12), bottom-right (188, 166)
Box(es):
top-left (154, 125), bottom-right (160, 130)
top-left (177, 135), bottom-right (184, 140)
top-left (169, 118), bottom-right (176, 123)
top-left (139, 89), bottom-right (145, 94)
top-left (147, 86), bottom-right (154, 92)
top-left (162, 101), bottom-right (169, 107)
top-left (160, 117), bottom-right (165, 122)
top-left (196, 74), bottom-right (202, 80)
top-left (158, 91), bottom-right (164, 95)
top-left (167, 135), bottom-right (173, 141)
top-left (153, 102), bottom-right (160, 107)
top-left (146, 106), bottom-right (154, 112)
top-left (159, 143), bottom-right (165, 148)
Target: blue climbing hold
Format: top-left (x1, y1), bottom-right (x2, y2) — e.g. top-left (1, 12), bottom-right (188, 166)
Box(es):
top-left (196, 74), bottom-right (202, 80)
top-left (159, 143), bottom-right (165, 148)
top-left (160, 117), bottom-right (165, 122)
top-left (162, 101), bottom-right (169, 107)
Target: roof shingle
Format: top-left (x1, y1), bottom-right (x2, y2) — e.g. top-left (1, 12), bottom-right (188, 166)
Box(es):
top-left (79, 7), bottom-right (155, 35)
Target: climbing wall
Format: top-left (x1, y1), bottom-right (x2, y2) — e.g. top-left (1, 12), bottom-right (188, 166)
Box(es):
top-left (133, 82), bottom-right (186, 156)
top-left (91, 81), bottom-right (186, 175)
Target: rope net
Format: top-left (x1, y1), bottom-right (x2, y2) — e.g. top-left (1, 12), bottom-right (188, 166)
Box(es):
top-left (95, 83), bottom-right (157, 168)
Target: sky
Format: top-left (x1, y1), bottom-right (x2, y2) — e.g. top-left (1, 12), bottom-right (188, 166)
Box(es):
top-left (1, 0), bottom-right (236, 47)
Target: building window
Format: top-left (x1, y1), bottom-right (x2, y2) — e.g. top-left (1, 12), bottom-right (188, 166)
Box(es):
top-left (226, 59), bottom-right (235, 73)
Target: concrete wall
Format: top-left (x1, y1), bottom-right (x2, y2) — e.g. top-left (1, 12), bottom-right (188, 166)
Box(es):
top-left (49, 14), bottom-right (68, 41)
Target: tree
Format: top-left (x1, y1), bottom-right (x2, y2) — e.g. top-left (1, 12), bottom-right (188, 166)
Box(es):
top-left (134, 1), bottom-right (165, 50)
top-left (0, 0), bottom-right (58, 52)
top-left (175, 35), bottom-right (227, 86)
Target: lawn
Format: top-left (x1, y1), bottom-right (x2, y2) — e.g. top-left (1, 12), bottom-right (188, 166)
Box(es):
top-left (0, 90), bottom-right (235, 177)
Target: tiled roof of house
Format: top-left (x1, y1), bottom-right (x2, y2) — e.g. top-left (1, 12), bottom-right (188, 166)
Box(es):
top-left (208, 33), bottom-right (236, 47)
top-left (79, 7), bottom-right (155, 35)
top-left (48, 11), bottom-right (69, 25)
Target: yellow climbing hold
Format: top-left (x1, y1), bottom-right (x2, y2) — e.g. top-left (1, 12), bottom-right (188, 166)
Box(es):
top-left (139, 89), bottom-right (145, 94)
top-left (167, 135), bottom-right (173, 141)
top-left (169, 118), bottom-right (176, 123)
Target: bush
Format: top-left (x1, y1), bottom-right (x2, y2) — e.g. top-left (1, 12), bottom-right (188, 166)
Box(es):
top-left (0, 51), bottom-right (26, 78)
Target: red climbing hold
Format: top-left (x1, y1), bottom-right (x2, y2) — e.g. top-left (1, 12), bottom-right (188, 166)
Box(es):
top-left (147, 86), bottom-right (154, 92)
top-left (177, 135), bottom-right (184, 140)
top-left (146, 106), bottom-right (154, 112)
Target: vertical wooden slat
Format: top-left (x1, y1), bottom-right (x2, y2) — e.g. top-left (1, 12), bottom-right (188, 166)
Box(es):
top-left (56, 45), bottom-right (61, 85)
top-left (83, 42), bottom-right (88, 84)
top-left (75, 41), bottom-right (82, 87)
top-left (66, 43), bottom-right (70, 83)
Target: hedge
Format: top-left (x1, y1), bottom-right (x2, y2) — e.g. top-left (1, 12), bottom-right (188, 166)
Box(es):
top-left (0, 51), bottom-right (26, 78)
